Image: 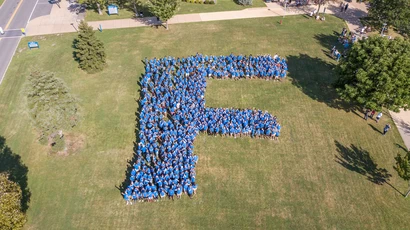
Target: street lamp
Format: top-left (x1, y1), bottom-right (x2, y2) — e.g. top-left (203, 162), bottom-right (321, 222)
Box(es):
top-left (381, 22), bottom-right (387, 36)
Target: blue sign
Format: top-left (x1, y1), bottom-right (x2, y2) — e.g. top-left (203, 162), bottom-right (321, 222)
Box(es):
top-left (107, 5), bottom-right (118, 15)
top-left (28, 41), bottom-right (39, 49)
top-left (123, 54), bottom-right (287, 202)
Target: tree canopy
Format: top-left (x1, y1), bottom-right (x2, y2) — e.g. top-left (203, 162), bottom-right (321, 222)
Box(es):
top-left (335, 36), bottom-right (410, 112)
top-left (148, 0), bottom-right (180, 29)
top-left (0, 173), bottom-right (26, 230)
top-left (394, 151), bottom-right (410, 197)
top-left (0, 136), bottom-right (30, 213)
top-left (79, 0), bottom-right (106, 15)
top-left (74, 21), bottom-right (106, 73)
top-left (368, 0), bottom-right (410, 35)
top-left (26, 71), bottom-right (79, 139)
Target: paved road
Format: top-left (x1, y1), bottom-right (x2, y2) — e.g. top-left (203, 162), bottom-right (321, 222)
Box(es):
top-left (0, 0), bottom-right (53, 84)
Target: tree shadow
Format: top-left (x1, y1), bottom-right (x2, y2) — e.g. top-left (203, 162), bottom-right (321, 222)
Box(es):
top-left (396, 119), bottom-right (410, 135)
top-left (368, 124), bottom-right (382, 134)
top-left (132, 17), bottom-right (162, 27)
top-left (327, 4), bottom-right (367, 33)
top-left (121, 1), bottom-right (154, 18)
top-left (286, 54), bottom-right (354, 111)
top-left (334, 140), bottom-right (392, 185)
top-left (0, 136), bottom-right (31, 212)
top-left (314, 33), bottom-right (344, 54)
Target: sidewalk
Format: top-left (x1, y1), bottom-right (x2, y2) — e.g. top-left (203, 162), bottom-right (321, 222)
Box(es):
top-left (26, 1), bottom-right (366, 36)
top-left (390, 110), bottom-right (410, 151)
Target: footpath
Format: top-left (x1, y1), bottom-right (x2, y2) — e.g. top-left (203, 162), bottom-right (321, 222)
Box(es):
top-left (26, 1), bottom-right (367, 36)
top-left (20, 0), bottom-right (410, 151)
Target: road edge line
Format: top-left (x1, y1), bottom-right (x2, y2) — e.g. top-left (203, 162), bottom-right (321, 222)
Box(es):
top-left (0, 36), bottom-right (21, 85)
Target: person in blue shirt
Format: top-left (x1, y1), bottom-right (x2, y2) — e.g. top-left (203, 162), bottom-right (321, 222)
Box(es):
top-left (127, 54), bottom-right (284, 203)
top-left (168, 187), bottom-right (175, 200)
top-left (187, 186), bottom-right (194, 198)
top-left (122, 192), bottom-right (131, 205)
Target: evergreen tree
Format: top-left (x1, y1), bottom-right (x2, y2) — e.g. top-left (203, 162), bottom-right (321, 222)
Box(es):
top-left (74, 21), bottom-right (106, 73)
top-left (335, 36), bottom-right (410, 112)
top-left (26, 71), bottom-right (79, 140)
top-left (148, 0), bottom-right (180, 30)
top-left (394, 151), bottom-right (410, 198)
top-left (0, 173), bottom-right (26, 230)
top-left (368, 0), bottom-right (410, 35)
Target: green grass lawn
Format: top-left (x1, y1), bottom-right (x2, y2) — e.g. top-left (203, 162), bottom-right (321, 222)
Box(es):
top-left (1, 16), bottom-right (410, 229)
top-left (0, 0), bottom-right (4, 7)
top-left (85, 0), bottom-right (266, 21)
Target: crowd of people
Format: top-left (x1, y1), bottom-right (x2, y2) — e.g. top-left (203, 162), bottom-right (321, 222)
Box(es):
top-left (123, 54), bottom-right (284, 203)
top-left (330, 28), bottom-right (359, 62)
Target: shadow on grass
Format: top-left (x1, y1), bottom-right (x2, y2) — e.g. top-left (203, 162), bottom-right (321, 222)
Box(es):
top-left (395, 143), bottom-right (409, 152)
top-left (123, 2), bottom-right (154, 18)
top-left (314, 33), bottom-right (344, 54)
top-left (335, 140), bottom-right (391, 185)
top-left (118, 73), bottom-right (145, 194)
top-left (286, 54), bottom-right (353, 111)
top-left (72, 39), bottom-right (79, 65)
top-left (368, 124), bottom-right (382, 134)
top-left (351, 109), bottom-right (365, 119)
top-left (334, 140), bottom-right (405, 196)
top-left (0, 136), bottom-right (31, 212)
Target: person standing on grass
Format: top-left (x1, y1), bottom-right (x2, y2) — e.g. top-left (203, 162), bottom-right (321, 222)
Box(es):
top-left (369, 110), bottom-right (376, 119)
top-left (376, 112), bottom-right (383, 123)
top-left (331, 45), bottom-right (336, 57)
top-left (336, 51), bottom-right (341, 62)
top-left (364, 109), bottom-right (370, 120)
top-left (123, 192), bottom-right (131, 205)
top-left (383, 124), bottom-right (391, 135)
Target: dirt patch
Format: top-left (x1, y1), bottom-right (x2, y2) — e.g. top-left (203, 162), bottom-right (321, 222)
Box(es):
top-left (49, 133), bottom-right (86, 156)
top-left (63, 133), bottom-right (86, 155)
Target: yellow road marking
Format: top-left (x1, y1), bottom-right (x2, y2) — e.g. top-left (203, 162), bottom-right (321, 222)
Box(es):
top-left (4, 0), bottom-right (25, 30)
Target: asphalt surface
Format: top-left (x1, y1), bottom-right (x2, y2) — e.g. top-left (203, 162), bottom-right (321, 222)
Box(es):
top-left (0, 0), bottom-right (53, 84)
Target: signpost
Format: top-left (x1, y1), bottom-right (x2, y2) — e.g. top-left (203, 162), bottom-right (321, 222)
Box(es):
top-left (28, 41), bottom-right (40, 49)
top-left (108, 5), bottom-right (119, 15)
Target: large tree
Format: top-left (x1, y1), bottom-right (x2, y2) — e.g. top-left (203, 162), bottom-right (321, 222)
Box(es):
top-left (26, 71), bottom-right (79, 140)
top-left (0, 173), bottom-right (26, 230)
top-left (148, 0), bottom-right (180, 30)
top-left (74, 21), bottom-right (106, 73)
top-left (394, 151), bottom-right (410, 198)
top-left (335, 36), bottom-right (410, 112)
top-left (79, 0), bottom-right (106, 15)
top-left (368, 0), bottom-right (410, 34)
